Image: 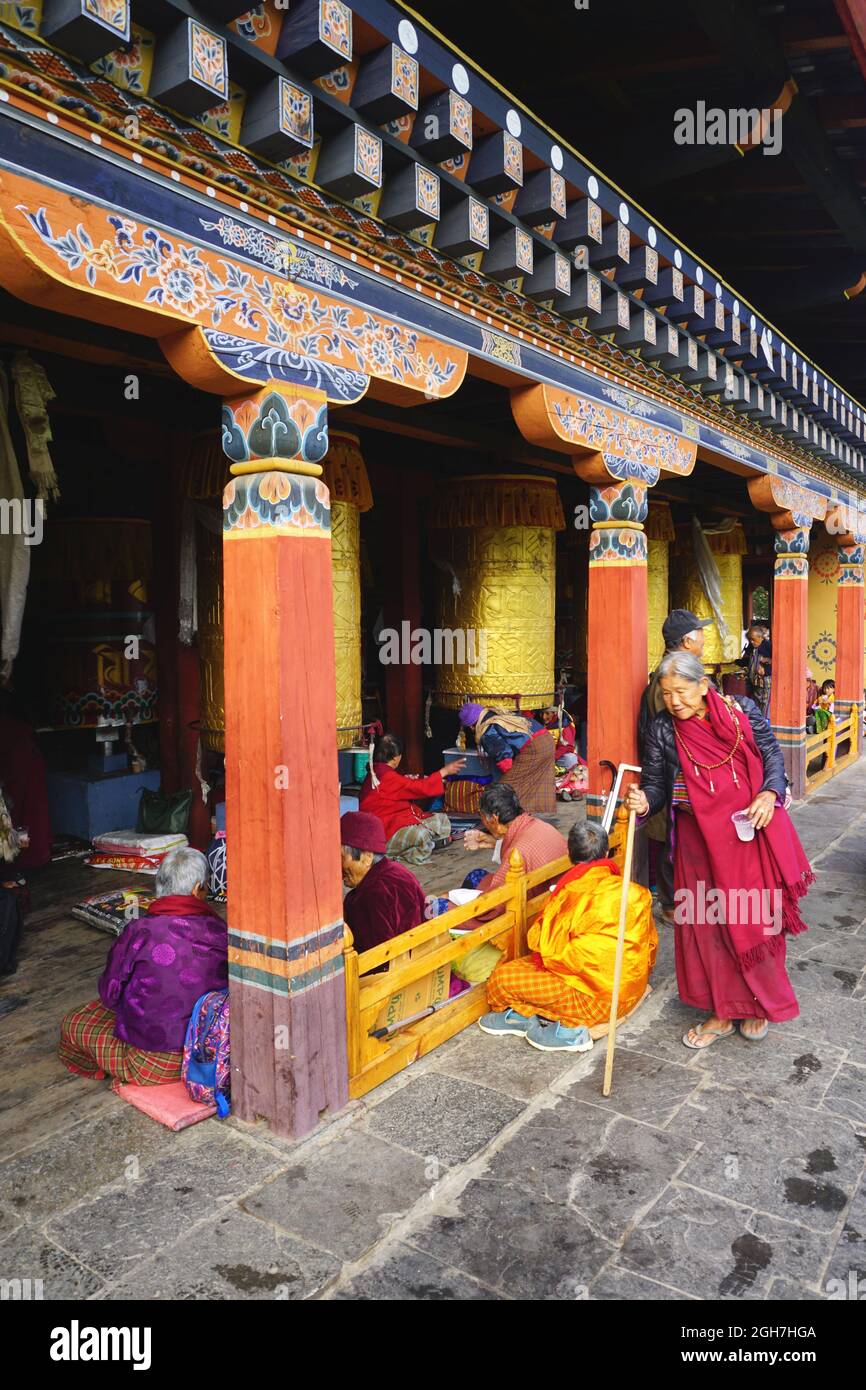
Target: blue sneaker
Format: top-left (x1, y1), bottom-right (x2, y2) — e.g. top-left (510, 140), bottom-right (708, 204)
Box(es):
top-left (478, 1008), bottom-right (537, 1037)
top-left (525, 1017), bottom-right (593, 1053)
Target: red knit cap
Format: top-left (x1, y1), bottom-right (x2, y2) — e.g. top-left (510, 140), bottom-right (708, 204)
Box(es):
top-left (340, 811), bottom-right (387, 854)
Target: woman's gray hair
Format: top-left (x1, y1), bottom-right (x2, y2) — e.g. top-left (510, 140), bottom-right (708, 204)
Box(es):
top-left (155, 846), bottom-right (209, 898)
top-left (341, 846), bottom-right (385, 865)
top-left (657, 650), bottom-right (707, 686)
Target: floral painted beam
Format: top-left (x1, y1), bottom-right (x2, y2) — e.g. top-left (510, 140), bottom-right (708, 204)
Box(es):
top-left (510, 381), bottom-right (697, 485)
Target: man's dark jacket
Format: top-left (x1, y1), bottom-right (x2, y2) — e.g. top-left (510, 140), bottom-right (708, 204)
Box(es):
top-left (641, 697), bottom-right (787, 817)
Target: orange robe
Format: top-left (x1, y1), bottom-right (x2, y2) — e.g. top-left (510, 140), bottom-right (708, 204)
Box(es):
top-left (486, 859), bottom-right (657, 1027)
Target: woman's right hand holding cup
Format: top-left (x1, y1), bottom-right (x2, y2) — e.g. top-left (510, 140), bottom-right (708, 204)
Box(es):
top-left (625, 785), bottom-right (649, 818)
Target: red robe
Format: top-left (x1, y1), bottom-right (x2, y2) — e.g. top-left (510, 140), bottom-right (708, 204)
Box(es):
top-left (358, 764), bottom-right (444, 840)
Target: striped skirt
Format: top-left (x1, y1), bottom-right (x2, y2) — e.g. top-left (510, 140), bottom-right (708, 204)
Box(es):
top-left (59, 1000), bottom-right (182, 1086)
top-left (502, 732), bottom-right (557, 815)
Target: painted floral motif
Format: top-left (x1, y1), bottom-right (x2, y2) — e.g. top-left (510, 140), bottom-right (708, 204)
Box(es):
top-left (587, 201), bottom-right (602, 244)
top-left (233, 5), bottom-right (273, 45)
top-left (449, 92), bottom-right (473, 150)
top-left (503, 133), bottom-right (523, 186)
top-left (200, 216), bottom-right (356, 289)
top-left (516, 229), bottom-right (533, 275)
top-left (550, 171), bottom-right (566, 219)
top-left (590, 481), bottom-right (647, 524)
top-left (812, 549), bottom-right (840, 585)
top-left (222, 389), bottom-right (328, 463)
top-left (0, 3), bottom-right (39, 34)
top-left (391, 45), bottom-right (418, 110)
top-left (189, 21), bottom-right (228, 100)
top-left (416, 166), bottom-right (440, 221)
top-left (354, 127), bottom-right (383, 187)
top-left (554, 253), bottom-right (571, 296)
top-left (83, 0), bottom-right (129, 38)
top-left (551, 394), bottom-right (695, 479)
top-left (589, 527), bottom-right (648, 565)
top-left (280, 78), bottom-right (313, 147)
top-left (616, 293), bottom-right (630, 329)
top-left (808, 632), bottom-right (836, 669)
top-left (90, 24), bottom-right (154, 93)
top-left (616, 222), bottom-right (630, 263)
top-left (204, 331), bottom-right (368, 402)
top-left (381, 112), bottom-right (414, 143)
top-left (314, 61), bottom-right (356, 102)
top-left (223, 471), bottom-right (331, 536)
top-left (601, 385), bottom-right (658, 419)
top-left (587, 273), bottom-right (602, 312)
top-left (469, 198), bottom-right (489, 249)
top-left (693, 285), bottom-right (704, 319)
top-left (319, 0), bottom-right (352, 61)
top-left (18, 206), bottom-right (461, 394)
top-left (480, 330), bottom-right (521, 366)
top-left (643, 310), bottom-right (656, 345)
top-left (194, 84), bottom-right (244, 144)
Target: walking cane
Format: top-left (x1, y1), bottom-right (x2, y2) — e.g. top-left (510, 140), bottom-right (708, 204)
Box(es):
top-left (602, 775), bottom-right (640, 1098)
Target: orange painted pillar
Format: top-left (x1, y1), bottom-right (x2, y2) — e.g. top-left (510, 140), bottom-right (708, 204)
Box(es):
top-left (835, 542), bottom-right (865, 734)
top-left (768, 524), bottom-right (811, 799)
top-left (584, 475), bottom-right (648, 817)
top-left (221, 383), bottom-right (347, 1138)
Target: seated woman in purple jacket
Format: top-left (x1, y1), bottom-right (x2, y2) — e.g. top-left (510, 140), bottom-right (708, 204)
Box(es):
top-left (59, 848), bottom-right (227, 1086)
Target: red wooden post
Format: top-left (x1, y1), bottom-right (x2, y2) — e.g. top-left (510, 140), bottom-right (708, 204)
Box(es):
top-left (222, 382), bottom-right (348, 1137)
top-left (834, 541), bottom-right (865, 736)
top-left (582, 470), bottom-right (648, 818)
top-left (768, 524), bottom-right (811, 799)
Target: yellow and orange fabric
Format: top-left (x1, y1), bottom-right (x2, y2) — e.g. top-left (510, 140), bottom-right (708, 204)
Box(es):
top-left (486, 859), bottom-right (657, 1026)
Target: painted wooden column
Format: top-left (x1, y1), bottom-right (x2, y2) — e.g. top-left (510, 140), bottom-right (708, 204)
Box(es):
top-left (834, 542), bottom-right (865, 733)
top-left (221, 382), bottom-right (347, 1138)
top-left (582, 471), bottom-right (648, 818)
top-left (769, 523), bottom-right (811, 799)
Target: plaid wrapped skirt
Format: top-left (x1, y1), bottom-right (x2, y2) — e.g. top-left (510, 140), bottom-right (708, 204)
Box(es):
top-left (487, 954), bottom-right (609, 1028)
top-left (59, 1000), bottom-right (182, 1086)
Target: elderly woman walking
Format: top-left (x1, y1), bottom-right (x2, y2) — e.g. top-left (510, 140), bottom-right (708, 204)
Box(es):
top-left (59, 848), bottom-right (227, 1084)
top-left (625, 651), bottom-right (812, 1048)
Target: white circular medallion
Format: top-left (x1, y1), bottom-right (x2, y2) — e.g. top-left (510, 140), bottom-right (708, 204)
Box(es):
top-left (452, 63), bottom-right (470, 95)
top-left (550, 144), bottom-right (564, 171)
top-left (733, 299), bottom-right (740, 316)
top-left (674, 249), bottom-right (682, 268)
top-left (587, 174), bottom-right (599, 200)
top-left (618, 201), bottom-right (630, 225)
top-left (750, 314), bottom-right (756, 330)
top-left (715, 281), bottom-right (722, 297)
top-left (506, 109), bottom-right (522, 138)
top-left (398, 20), bottom-right (418, 54)
top-left (647, 226), bottom-right (657, 248)
top-left (696, 266), bottom-right (704, 285)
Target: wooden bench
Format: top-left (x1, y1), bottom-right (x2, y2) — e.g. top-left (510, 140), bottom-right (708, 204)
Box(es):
top-left (343, 808), bottom-right (632, 1099)
top-left (806, 711), bottom-right (859, 792)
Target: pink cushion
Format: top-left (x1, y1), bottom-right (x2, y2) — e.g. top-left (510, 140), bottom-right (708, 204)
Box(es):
top-left (112, 1079), bottom-right (216, 1130)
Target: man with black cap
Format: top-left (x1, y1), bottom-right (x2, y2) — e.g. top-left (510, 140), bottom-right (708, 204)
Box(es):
top-left (637, 609), bottom-right (712, 921)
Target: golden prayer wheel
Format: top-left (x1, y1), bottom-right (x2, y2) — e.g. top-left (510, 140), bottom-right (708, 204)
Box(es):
top-left (671, 521), bottom-right (747, 665)
top-left (646, 502), bottom-right (675, 673)
top-left (186, 430), bottom-right (372, 752)
top-left (429, 474), bottom-right (565, 709)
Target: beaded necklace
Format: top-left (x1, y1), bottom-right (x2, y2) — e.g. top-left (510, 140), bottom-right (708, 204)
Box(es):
top-left (674, 697), bottom-right (742, 794)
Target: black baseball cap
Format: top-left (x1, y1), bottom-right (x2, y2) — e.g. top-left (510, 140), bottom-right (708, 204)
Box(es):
top-left (662, 609), bottom-right (713, 649)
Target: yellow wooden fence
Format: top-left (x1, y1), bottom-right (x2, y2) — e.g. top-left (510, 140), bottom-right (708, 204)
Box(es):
top-left (805, 711), bottom-right (859, 792)
top-left (343, 809), bottom-right (630, 1099)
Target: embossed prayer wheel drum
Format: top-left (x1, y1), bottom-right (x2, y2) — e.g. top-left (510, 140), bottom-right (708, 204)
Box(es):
top-left (429, 474), bottom-right (565, 709)
top-left (671, 521), bottom-right (747, 664)
top-left (646, 502), bottom-right (675, 673)
top-left (186, 431), bottom-right (372, 751)
top-left (325, 431), bottom-right (373, 750)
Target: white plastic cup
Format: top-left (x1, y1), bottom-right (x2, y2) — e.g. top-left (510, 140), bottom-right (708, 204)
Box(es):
top-left (731, 810), bottom-right (755, 842)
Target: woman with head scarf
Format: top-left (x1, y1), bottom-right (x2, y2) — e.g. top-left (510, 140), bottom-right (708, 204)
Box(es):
top-left (626, 651), bottom-right (812, 1050)
top-left (458, 701), bottom-right (557, 816)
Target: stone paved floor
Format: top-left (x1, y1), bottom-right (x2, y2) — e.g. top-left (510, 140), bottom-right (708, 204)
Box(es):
top-left (1, 770), bottom-right (864, 1301)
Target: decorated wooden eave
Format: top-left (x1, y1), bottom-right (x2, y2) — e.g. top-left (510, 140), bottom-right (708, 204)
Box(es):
top-left (1, 0), bottom-right (866, 501)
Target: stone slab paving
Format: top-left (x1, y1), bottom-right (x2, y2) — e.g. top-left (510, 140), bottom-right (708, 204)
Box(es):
top-left (0, 761), bottom-right (864, 1301)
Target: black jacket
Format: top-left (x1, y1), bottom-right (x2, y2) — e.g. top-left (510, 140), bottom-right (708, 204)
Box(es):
top-left (641, 696), bottom-right (787, 816)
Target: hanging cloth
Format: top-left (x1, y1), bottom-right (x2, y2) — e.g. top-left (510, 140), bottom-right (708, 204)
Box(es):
top-left (691, 515), bottom-right (728, 648)
top-left (10, 352), bottom-right (59, 503)
top-left (0, 366), bottom-right (31, 680)
top-left (178, 501), bottom-right (222, 645)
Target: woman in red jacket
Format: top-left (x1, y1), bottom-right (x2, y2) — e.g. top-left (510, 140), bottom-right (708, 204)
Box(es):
top-left (359, 733), bottom-right (465, 864)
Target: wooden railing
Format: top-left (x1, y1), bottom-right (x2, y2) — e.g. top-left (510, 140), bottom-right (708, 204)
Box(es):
top-left (805, 711), bottom-right (859, 792)
top-left (343, 808), bottom-right (630, 1099)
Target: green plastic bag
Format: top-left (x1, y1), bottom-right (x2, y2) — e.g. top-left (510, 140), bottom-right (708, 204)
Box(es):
top-left (136, 788), bottom-right (193, 835)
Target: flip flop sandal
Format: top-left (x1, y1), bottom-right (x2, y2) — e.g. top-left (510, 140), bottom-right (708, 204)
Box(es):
top-left (739, 1020), bottom-right (769, 1042)
top-left (682, 1021), bottom-right (736, 1050)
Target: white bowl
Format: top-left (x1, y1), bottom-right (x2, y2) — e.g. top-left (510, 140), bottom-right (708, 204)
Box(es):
top-left (448, 888), bottom-right (482, 906)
